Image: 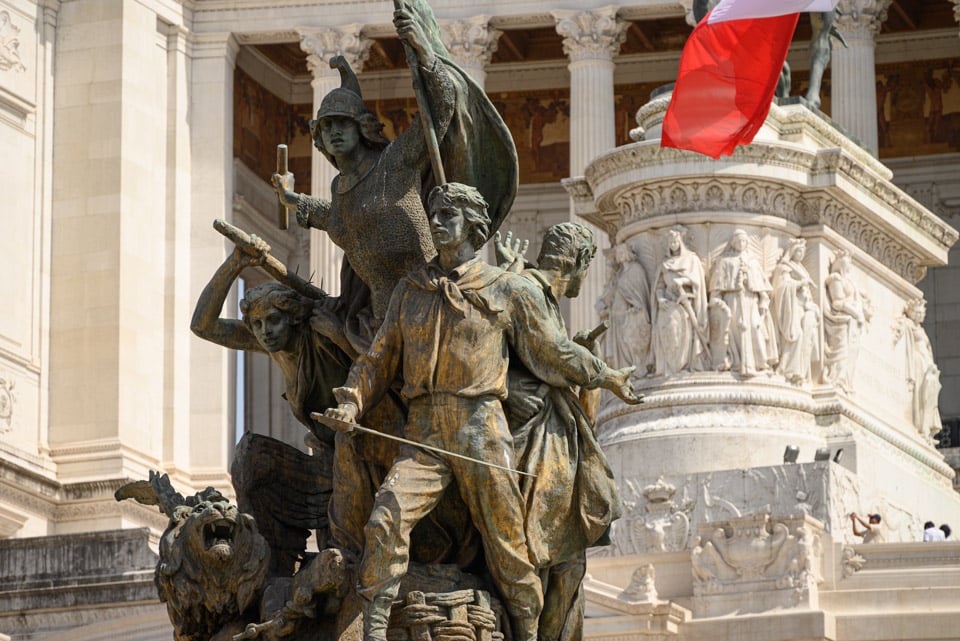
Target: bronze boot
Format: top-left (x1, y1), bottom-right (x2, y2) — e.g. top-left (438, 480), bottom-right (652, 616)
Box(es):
top-left (362, 594), bottom-right (392, 641)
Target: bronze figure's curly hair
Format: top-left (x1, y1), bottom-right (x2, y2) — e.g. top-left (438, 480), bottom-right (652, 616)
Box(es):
top-left (239, 282), bottom-right (312, 329)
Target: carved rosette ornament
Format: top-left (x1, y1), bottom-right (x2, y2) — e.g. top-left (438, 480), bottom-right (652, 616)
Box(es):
top-left (552, 6), bottom-right (628, 63)
top-left (298, 25), bottom-right (371, 82)
top-left (438, 16), bottom-right (501, 78)
top-left (0, 11), bottom-right (26, 73)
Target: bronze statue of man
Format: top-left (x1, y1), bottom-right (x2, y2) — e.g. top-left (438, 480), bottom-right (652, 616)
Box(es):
top-left (496, 222), bottom-right (630, 641)
top-left (324, 183), bottom-right (641, 641)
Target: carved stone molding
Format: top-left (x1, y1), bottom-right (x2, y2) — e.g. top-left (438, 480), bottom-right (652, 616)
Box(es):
top-left (0, 373), bottom-right (14, 433)
top-left (586, 172), bottom-right (940, 284)
top-left (297, 25), bottom-right (370, 79)
top-left (235, 31), bottom-right (299, 45)
top-left (835, 0), bottom-right (893, 39)
top-left (0, 11), bottom-right (27, 73)
top-left (691, 514), bottom-right (824, 614)
top-left (552, 6), bottom-right (628, 63)
top-left (438, 16), bottom-right (501, 72)
top-left (953, 0), bottom-right (960, 27)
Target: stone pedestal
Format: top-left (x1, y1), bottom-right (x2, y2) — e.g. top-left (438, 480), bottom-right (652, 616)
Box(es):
top-left (566, 95), bottom-right (960, 546)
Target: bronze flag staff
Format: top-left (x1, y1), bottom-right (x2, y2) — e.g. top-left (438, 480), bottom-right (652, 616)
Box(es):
top-left (395, 0), bottom-right (446, 186)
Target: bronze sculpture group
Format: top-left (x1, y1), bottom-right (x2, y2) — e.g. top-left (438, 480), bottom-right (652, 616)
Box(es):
top-left (113, 2), bottom-right (855, 638)
top-left (119, 2), bottom-right (640, 641)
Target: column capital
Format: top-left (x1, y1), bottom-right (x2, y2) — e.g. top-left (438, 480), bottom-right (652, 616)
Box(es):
top-left (552, 6), bottom-right (628, 63)
top-left (297, 24), bottom-right (371, 82)
top-left (953, 0), bottom-right (960, 32)
top-left (835, 0), bottom-right (893, 40)
top-left (438, 16), bottom-right (501, 74)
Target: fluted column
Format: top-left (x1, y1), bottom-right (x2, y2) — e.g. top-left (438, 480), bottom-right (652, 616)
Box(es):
top-left (832, 0), bottom-right (892, 155)
top-left (297, 26), bottom-right (370, 296)
top-left (439, 16), bottom-right (501, 87)
top-left (553, 6), bottom-right (627, 332)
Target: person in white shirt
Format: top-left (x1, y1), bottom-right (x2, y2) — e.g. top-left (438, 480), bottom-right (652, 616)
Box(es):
top-left (923, 521), bottom-right (946, 541)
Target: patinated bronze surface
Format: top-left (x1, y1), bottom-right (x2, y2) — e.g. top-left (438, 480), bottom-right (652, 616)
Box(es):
top-left (119, 2), bottom-right (644, 640)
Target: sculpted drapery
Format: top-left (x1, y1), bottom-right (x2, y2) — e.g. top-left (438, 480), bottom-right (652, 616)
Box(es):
top-left (771, 239), bottom-right (820, 384)
top-left (650, 227), bottom-right (708, 376)
top-left (708, 230), bottom-right (778, 377)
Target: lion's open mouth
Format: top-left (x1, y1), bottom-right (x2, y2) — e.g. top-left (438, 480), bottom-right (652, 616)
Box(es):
top-left (203, 518), bottom-right (236, 550)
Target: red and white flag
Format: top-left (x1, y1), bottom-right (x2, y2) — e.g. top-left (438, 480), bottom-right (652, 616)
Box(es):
top-left (661, 0), bottom-right (839, 158)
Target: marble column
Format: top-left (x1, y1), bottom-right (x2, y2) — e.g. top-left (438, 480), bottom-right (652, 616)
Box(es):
top-left (189, 31), bottom-right (239, 477)
top-left (832, 0), bottom-right (892, 155)
top-left (297, 26), bottom-right (370, 297)
top-left (438, 16), bottom-right (501, 87)
top-left (553, 6), bottom-right (627, 332)
top-left (164, 24), bottom-right (193, 474)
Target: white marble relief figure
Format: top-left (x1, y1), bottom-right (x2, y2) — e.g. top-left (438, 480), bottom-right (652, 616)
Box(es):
top-left (772, 239), bottom-right (821, 384)
top-left (893, 298), bottom-right (942, 440)
top-left (596, 247), bottom-right (616, 363)
top-left (707, 230), bottom-right (779, 376)
top-left (607, 242), bottom-right (652, 375)
top-left (822, 250), bottom-right (872, 393)
top-left (650, 226), bottom-right (708, 375)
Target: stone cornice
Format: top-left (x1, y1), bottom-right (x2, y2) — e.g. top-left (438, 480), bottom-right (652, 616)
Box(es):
top-left (851, 541), bottom-right (960, 569)
top-left (579, 100), bottom-right (958, 281)
top-left (581, 173), bottom-right (941, 283)
top-left (598, 380), bottom-right (955, 480)
top-left (235, 30), bottom-right (300, 44)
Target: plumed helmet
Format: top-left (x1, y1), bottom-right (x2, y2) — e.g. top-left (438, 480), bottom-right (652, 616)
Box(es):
top-left (316, 88), bottom-right (366, 121)
top-left (309, 55), bottom-right (389, 167)
top-left (312, 56), bottom-right (366, 127)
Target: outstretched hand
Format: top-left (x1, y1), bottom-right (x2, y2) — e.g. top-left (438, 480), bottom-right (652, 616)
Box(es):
top-left (602, 365), bottom-right (644, 405)
top-left (494, 231), bottom-right (529, 273)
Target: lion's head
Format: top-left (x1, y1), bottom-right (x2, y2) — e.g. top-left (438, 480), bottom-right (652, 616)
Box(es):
top-left (117, 475), bottom-right (271, 641)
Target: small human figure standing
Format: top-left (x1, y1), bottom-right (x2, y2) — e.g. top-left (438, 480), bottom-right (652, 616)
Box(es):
top-left (850, 512), bottom-right (885, 544)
